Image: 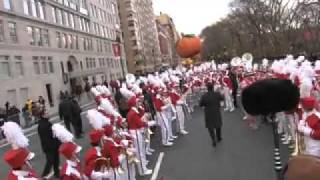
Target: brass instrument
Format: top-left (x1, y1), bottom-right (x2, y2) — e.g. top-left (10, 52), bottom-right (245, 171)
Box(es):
top-left (126, 148), bottom-right (140, 164)
top-left (291, 121), bottom-right (306, 156)
top-left (94, 157), bottom-right (111, 172)
top-left (142, 113), bottom-right (154, 143)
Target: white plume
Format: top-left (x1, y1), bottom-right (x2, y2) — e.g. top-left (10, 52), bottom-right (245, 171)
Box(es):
top-left (120, 87), bottom-right (135, 99)
top-left (100, 99), bottom-right (121, 117)
top-left (52, 123), bottom-right (74, 143)
top-left (87, 109), bottom-right (103, 129)
top-left (91, 87), bottom-right (101, 97)
top-left (1, 121), bottom-right (29, 148)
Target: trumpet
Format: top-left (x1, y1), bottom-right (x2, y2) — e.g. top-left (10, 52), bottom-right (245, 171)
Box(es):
top-left (126, 148), bottom-right (140, 164)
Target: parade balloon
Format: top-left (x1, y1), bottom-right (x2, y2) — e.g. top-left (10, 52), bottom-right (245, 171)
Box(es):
top-left (241, 79), bottom-right (300, 116)
top-left (176, 35), bottom-right (202, 58)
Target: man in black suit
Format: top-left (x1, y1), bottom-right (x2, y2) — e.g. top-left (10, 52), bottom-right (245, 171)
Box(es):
top-left (200, 83), bottom-right (224, 147)
top-left (59, 96), bottom-right (81, 138)
top-left (38, 111), bottom-right (61, 179)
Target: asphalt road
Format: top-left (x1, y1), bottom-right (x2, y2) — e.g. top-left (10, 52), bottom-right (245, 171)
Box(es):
top-left (0, 106), bottom-right (290, 180)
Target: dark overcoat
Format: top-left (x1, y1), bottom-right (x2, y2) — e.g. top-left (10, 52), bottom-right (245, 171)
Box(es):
top-left (199, 91), bottom-right (223, 128)
top-left (37, 118), bottom-right (61, 153)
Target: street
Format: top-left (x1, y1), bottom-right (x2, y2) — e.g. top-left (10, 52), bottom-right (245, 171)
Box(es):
top-left (0, 106), bottom-right (290, 180)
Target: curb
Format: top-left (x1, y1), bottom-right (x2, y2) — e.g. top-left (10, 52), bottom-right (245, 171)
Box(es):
top-left (0, 102), bottom-right (95, 146)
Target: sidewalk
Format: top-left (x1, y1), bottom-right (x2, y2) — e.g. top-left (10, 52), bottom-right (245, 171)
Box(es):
top-left (0, 101), bottom-right (95, 146)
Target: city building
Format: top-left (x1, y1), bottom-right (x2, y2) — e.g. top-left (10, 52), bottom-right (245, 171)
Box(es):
top-left (156, 18), bottom-right (172, 68)
top-left (156, 13), bottom-right (181, 66)
top-left (118, 0), bottom-right (161, 74)
top-left (0, 0), bottom-right (126, 121)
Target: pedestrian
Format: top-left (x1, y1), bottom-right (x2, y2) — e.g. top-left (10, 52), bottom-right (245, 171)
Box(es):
top-left (70, 96), bottom-right (83, 137)
top-left (37, 110), bottom-right (61, 179)
top-left (199, 83), bottom-right (224, 147)
top-left (22, 104), bottom-right (32, 128)
top-left (38, 96), bottom-right (46, 112)
top-left (59, 96), bottom-right (78, 136)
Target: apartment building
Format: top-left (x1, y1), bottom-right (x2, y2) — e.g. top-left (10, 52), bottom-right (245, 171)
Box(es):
top-left (118, 0), bottom-right (161, 74)
top-left (0, 0), bottom-right (126, 120)
top-left (156, 13), bottom-right (181, 66)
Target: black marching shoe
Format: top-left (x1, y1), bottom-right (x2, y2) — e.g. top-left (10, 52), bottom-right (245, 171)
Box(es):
top-left (212, 141), bottom-right (217, 147)
top-left (217, 138), bottom-right (222, 142)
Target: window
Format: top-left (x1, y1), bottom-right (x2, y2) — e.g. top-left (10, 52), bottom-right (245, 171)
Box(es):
top-left (78, 17), bottom-right (83, 30)
top-left (56, 32), bottom-right (61, 48)
top-left (42, 61), bottom-right (48, 74)
top-left (56, 8), bottom-right (62, 24)
top-left (26, 26), bottom-right (34, 45)
top-left (62, 33), bottom-right (67, 48)
top-left (51, 7), bottom-right (56, 23)
top-left (31, 0), bottom-right (37, 17)
top-left (33, 61), bottom-right (40, 74)
top-left (48, 59), bottom-right (54, 73)
top-left (34, 27), bottom-right (41, 46)
top-left (62, 11), bottom-right (69, 26)
top-left (8, 22), bottom-right (17, 43)
top-left (4, 0), bottom-right (12, 10)
top-left (41, 29), bottom-right (49, 46)
top-left (23, 0), bottom-right (30, 15)
top-left (69, 13), bottom-right (75, 28)
top-left (37, 1), bottom-right (45, 19)
top-left (68, 34), bottom-right (73, 49)
top-left (15, 56), bottom-right (23, 76)
top-left (0, 20), bottom-right (4, 42)
top-left (74, 36), bottom-right (78, 49)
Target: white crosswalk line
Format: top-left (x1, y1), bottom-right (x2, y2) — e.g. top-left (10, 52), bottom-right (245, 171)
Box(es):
top-left (150, 152), bottom-right (165, 180)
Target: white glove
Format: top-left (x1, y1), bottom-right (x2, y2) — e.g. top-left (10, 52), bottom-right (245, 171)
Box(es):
top-left (161, 106), bottom-right (167, 111)
top-left (148, 120), bottom-right (157, 127)
top-left (91, 171), bottom-right (105, 179)
top-left (177, 100), bottom-right (183, 105)
top-left (299, 120), bottom-right (306, 127)
top-left (121, 140), bottom-right (129, 147)
top-left (298, 124), bottom-right (312, 136)
top-left (172, 116), bottom-right (177, 121)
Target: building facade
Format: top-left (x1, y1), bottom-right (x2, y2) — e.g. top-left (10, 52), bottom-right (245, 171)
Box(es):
top-left (156, 13), bottom-right (181, 66)
top-left (0, 0), bottom-right (126, 120)
top-left (156, 18), bottom-right (172, 67)
top-left (118, 0), bottom-right (161, 74)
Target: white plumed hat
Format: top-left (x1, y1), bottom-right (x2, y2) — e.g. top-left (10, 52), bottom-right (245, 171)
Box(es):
top-left (52, 123), bottom-right (74, 143)
top-left (100, 99), bottom-right (121, 117)
top-left (1, 121), bottom-right (29, 149)
top-left (91, 87), bottom-right (101, 97)
top-left (120, 87), bottom-right (135, 99)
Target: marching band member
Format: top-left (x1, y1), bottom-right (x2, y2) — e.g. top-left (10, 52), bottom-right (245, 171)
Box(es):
top-left (4, 148), bottom-right (38, 180)
top-left (85, 109), bottom-right (113, 180)
top-left (52, 124), bottom-right (82, 180)
top-left (2, 121), bottom-right (38, 180)
top-left (168, 83), bottom-right (189, 135)
top-left (298, 97), bottom-right (320, 157)
top-left (154, 89), bottom-right (173, 147)
top-left (84, 130), bottom-right (112, 180)
top-left (1, 121), bottom-right (35, 160)
top-left (126, 93), bottom-right (156, 176)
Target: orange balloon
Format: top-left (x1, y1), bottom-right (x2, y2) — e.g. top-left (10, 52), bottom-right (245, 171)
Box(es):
top-left (176, 35), bottom-right (202, 58)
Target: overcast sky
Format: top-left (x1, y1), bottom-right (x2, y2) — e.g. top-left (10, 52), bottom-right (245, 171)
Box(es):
top-left (153, 0), bottom-right (233, 35)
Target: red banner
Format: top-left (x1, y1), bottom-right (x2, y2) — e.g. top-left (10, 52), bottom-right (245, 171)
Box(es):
top-left (112, 43), bottom-right (121, 58)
